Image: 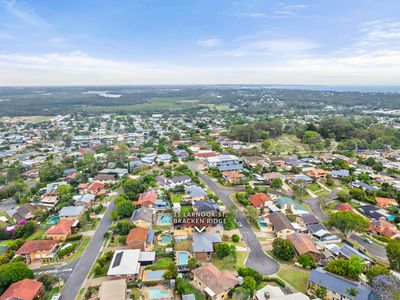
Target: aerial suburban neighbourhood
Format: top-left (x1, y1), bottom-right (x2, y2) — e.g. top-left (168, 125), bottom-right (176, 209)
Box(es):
top-left (0, 86), bottom-right (399, 300)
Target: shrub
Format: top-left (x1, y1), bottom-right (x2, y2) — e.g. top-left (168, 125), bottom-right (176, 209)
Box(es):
top-left (232, 234), bottom-right (240, 243)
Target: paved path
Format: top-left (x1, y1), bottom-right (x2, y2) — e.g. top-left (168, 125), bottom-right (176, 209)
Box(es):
top-left (60, 198), bottom-right (116, 300)
top-left (187, 162), bottom-right (280, 275)
top-left (350, 234), bottom-right (387, 262)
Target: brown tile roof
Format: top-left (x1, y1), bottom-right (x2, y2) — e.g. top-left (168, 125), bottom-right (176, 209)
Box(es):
top-left (0, 279), bottom-right (43, 300)
top-left (268, 212), bottom-right (294, 232)
top-left (192, 263), bottom-right (240, 295)
top-left (45, 219), bottom-right (75, 235)
top-left (288, 233), bottom-right (320, 256)
top-left (375, 197), bottom-right (398, 209)
top-left (126, 227), bottom-right (148, 243)
top-left (16, 240), bottom-right (57, 255)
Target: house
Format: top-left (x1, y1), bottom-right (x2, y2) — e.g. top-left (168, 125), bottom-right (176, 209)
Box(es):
top-left (10, 203), bottom-right (38, 223)
top-left (15, 240), bottom-right (58, 264)
top-left (126, 227), bottom-right (148, 250)
top-left (292, 174), bottom-right (313, 183)
top-left (192, 263), bottom-right (240, 300)
top-left (192, 232), bottom-right (222, 261)
top-left (206, 154), bottom-right (243, 172)
top-left (287, 233), bottom-right (321, 259)
top-left (73, 194), bottom-right (96, 207)
top-left (154, 199), bottom-right (169, 210)
top-left (107, 249), bottom-right (155, 280)
top-left (156, 153), bottom-right (173, 164)
top-left (353, 181), bottom-right (379, 192)
top-left (375, 197), bottom-right (398, 209)
top-left (83, 181), bottom-right (106, 195)
top-left (184, 186), bottom-right (208, 201)
top-left (99, 279), bottom-right (127, 300)
top-left (155, 175), bottom-right (192, 189)
top-left (255, 285), bottom-right (309, 300)
top-left (243, 156), bottom-right (268, 168)
top-left (357, 205), bottom-right (386, 220)
top-left (308, 223), bottom-right (341, 244)
top-left (269, 156), bottom-right (285, 167)
top-left (268, 212), bottom-right (295, 238)
top-left (173, 149), bottom-right (189, 160)
top-left (134, 190), bottom-right (158, 207)
top-left (306, 168), bottom-right (329, 179)
top-left (274, 197), bottom-right (295, 211)
top-left (308, 268), bottom-right (376, 300)
top-left (99, 168), bottom-right (128, 178)
top-left (369, 218), bottom-right (400, 239)
top-left (40, 194), bottom-right (59, 207)
top-left (339, 245), bottom-right (373, 264)
top-left (298, 214), bottom-right (320, 227)
top-left (248, 193), bottom-right (272, 208)
top-left (0, 279), bottom-right (44, 300)
top-left (94, 174), bottom-right (116, 182)
top-left (194, 199), bottom-right (219, 212)
top-left (337, 203), bottom-right (355, 213)
top-left (222, 170), bottom-right (245, 184)
top-left (59, 206), bottom-right (84, 219)
top-left (263, 172), bottom-right (287, 184)
top-left (332, 169), bottom-right (350, 179)
top-left (130, 207), bottom-right (154, 229)
top-left (45, 219), bottom-right (76, 241)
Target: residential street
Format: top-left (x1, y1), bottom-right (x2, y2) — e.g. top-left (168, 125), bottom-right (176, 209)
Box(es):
top-left (350, 234), bottom-right (387, 262)
top-left (187, 162), bottom-right (280, 275)
top-left (59, 198), bottom-right (116, 300)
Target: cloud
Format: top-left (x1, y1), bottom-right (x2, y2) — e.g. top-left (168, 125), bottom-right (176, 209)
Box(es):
top-left (1, 49), bottom-right (400, 86)
top-left (357, 20), bottom-right (400, 48)
top-left (196, 38), bottom-right (222, 48)
top-left (2, 0), bottom-right (48, 27)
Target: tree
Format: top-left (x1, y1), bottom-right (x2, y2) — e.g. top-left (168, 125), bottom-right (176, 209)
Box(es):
top-left (327, 211), bottom-right (369, 238)
top-left (116, 200), bottom-right (134, 218)
top-left (242, 276), bottom-right (256, 295)
top-left (324, 256), bottom-right (365, 280)
top-left (39, 162), bottom-right (63, 182)
top-left (386, 240), bottom-right (400, 271)
top-left (272, 238), bottom-right (295, 261)
top-left (371, 275), bottom-right (400, 300)
top-left (271, 178), bottom-right (283, 189)
top-left (56, 184), bottom-right (74, 202)
top-left (232, 234), bottom-right (240, 243)
top-left (116, 220), bottom-right (134, 235)
top-left (215, 243), bottom-right (236, 259)
top-left (122, 179), bottom-right (146, 199)
top-left (299, 253), bottom-right (316, 269)
top-left (337, 191), bottom-right (351, 202)
top-left (238, 268), bottom-right (263, 284)
top-left (0, 262), bottom-right (34, 294)
top-left (366, 265), bottom-right (390, 283)
top-left (244, 206), bottom-right (259, 227)
top-left (349, 188), bottom-right (367, 201)
top-left (12, 221), bottom-right (37, 239)
top-left (163, 262), bottom-right (178, 280)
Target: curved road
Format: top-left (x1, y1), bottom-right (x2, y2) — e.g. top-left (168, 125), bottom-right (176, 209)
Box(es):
top-left (188, 162), bottom-right (279, 275)
top-left (303, 190), bottom-right (387, 262)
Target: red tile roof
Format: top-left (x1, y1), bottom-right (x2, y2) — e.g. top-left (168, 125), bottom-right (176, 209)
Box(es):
top-left (248, 193), bottom-right (272, 207)
top-left (45, 219), bottom-right (75, 235)
top-left (134, 190), bottom-right (158, 206)
top-left (375, 197), bottom-right (398, 209)
top-left (336, 203), bottom-right (354, 212)
top-left (126, 227), bottom-right (148, 243)
top-left (16, 240), bottom-right (57, 255)
top-left (0, 279), bottom-right (43, 300)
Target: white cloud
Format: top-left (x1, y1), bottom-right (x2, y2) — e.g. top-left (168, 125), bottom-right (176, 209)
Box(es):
top-left (196, 38), bottom-right (222, 48)
top-left (2, 0), bottom-right (48, 27)
top-left (1, 50), bottom-right (400, 86)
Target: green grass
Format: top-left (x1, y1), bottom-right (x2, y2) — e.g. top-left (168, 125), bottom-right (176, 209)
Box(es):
top-left (266, 251), bottom-right (295, 265)
top-left (26, 228), bottom-right (47, 241)
top-left (177, 279), bottom-right (205, 300)
top-left (308, 184), bottom-right (321, 192)
top-left (42, 287), bottom-right (61, 300)
top-left (171, 194), bottom-right (184, 203)
top-left (181, 205), bottom-right (194, 214)
top-left (59, 237), bottom-right (90, 264)
top-left (131, 288), bottom-right (141, 300)
top-left (212, 252), bottom-right (247, 271)
top-left (146, 257), bottom-right (173, 270)
top-left (175, 239), bottom-right (192, 251)
top-left (93, 260), bottom-right (111, 278)
top-left (277, 268), bottom-right (310, 293)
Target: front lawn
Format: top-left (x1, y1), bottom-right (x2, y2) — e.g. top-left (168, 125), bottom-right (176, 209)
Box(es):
top-left (146, 257), bottom-right (173, 270)
top-left (212, 251), bottom-right (247, 271)
top-left (171, 194), bottom-right (184, 203)
top-left (277, 268), bottom-right (310, 293)
top-left (308, 184), bottom-right (321, 192)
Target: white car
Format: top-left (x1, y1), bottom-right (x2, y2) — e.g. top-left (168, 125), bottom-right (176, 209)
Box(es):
top-left (237, 222), bottom-right (243, 228)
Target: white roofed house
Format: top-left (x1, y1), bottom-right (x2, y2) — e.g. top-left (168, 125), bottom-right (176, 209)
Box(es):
top-left (206, 154), bottom-right (243, 172)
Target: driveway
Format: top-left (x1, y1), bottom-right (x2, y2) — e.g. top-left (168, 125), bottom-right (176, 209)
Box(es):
top-left (187, 162), bottom-right (280, 275)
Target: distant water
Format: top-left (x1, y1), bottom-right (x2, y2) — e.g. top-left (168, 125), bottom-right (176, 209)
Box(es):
top-left (260, 85), bottom-right (400, 93)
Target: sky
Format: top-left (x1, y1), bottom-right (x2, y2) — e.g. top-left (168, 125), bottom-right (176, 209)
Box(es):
top-left (1, 0), bottom-right (400, 86)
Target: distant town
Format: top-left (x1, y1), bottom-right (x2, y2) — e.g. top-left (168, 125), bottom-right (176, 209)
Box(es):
top-left (0, 86), bottom-right (399, 300)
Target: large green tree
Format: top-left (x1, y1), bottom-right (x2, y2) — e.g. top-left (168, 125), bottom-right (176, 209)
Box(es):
top-left (272, 238), bottom-right (295, 261)
top-left (0, 262), bottom-right (34, 294)
top-left (325, 256), bottom-right (366, 280)
top-left (386, 240), bottom-right (400, 271)
top-left (327, 211), bottom-right (369, 238)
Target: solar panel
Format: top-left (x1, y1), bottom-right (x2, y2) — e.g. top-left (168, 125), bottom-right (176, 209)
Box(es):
top-left (112, 252), bottom-right (123, 268)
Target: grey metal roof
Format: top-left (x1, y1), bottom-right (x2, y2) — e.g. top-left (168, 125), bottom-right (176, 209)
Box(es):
top-left (309, 268), bottom-right (376, 300)
top-left (59, 206), bottom-right (84, 217)
top-left (339, 245), bottom-right (372, 262)
top-left (192, 232), bottom-right (222, 252)
top-left (130, 207), bottom-right (153, 223)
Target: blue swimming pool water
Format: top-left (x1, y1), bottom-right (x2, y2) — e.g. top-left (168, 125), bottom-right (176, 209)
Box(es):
top-left (148, 289), bottom-right (170, 299)
top-left (48, 216), bottom-right (60, 225)
top-left (178, 252), bottom-right (189, 266)
top-left (146, 270), bottom-right (165, 280)
top-left (258, 217), bottom-right (267, 228)
top-left (161, 235), bottom-right (172, 243)
top-left (160, 215), bottom-right (172, 225)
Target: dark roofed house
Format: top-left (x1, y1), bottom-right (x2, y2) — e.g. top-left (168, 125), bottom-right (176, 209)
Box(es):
top-left (130, 207), bottom-right (154, 229)
top-left (192, 232), bottom-right (222, 261)
top-left (11, 203), bottom-right (38, 223)
top-left (268, 211), bottom-right (295, 238)
top-left (299, 214), bottom-right (320, 227)
top-left (194, 199), bottom-right (219, 212)
top-left (308, 268), bottom-right (376, 300)
top-left (357, 205), bottom-right (386, 220)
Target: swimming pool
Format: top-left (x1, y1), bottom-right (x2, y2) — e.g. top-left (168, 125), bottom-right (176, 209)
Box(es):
top-left (160, 215), bottom-right (172, 225)
top-left (48, 216), bottom-right (60, 225)
top-left (161, 234), bottom-right (172, 244)
top-left (177, 251), bottom-right (189, 266)
top-left (147, 288), bottom-right (170, 299)
top-left (258, 217), bottom-right (267, 228)
top-left (145, 270), bottom-right (165, 281)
